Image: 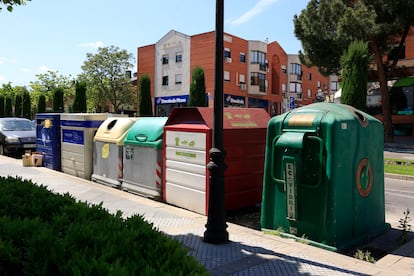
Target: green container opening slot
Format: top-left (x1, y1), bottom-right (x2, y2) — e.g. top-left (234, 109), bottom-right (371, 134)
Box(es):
top-left (261, 103), bottom-right (389, 251)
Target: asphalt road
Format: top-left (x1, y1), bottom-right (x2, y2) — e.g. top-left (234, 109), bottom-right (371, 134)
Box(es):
top-left (384, 177), bottom-right (414, 228)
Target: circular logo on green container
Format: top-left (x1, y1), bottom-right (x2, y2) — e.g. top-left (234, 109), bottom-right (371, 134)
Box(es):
top-left (356, 158), bottom-right (373, 197)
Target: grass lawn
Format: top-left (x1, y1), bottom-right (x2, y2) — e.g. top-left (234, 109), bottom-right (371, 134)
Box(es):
top-left (384, 158), bottom-right (414, 176)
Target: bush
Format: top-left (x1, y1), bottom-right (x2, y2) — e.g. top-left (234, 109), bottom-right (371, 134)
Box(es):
top-left (0, 176), bottom-right (207, 275)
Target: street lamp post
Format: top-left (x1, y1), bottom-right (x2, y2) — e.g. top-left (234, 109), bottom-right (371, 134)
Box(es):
top-left (203, 0), bottom-right (229, 244)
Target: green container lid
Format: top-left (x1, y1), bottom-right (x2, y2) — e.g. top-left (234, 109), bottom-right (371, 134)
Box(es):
top-left (124, 117), bottom-right (168, 149)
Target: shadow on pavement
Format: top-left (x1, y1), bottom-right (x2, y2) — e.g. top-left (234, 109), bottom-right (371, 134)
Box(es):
top-left (171, 233), bottom-right (369, 275)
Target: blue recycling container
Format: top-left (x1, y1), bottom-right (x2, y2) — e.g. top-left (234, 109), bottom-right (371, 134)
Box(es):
top-left (36, 113), bottom-right (62, 171)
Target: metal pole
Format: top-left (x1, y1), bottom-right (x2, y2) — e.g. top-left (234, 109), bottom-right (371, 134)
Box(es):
top-left (203, 0), bottom-right (229, 244)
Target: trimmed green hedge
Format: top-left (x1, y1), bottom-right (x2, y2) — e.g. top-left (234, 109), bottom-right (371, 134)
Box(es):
top-left (0, 176), bottom-right (207, 275)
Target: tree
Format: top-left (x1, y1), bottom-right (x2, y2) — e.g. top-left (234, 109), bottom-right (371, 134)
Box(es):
top-left (0, 95), bottom-right (4, 117)
top-left (72, 81), bottom-right (87, 113)
top-left (37, 94), bottom-right (46, 113)
top-left (29, 70), bottom-right (75, 111)
top-left (80, 45), bottom-right (136, 112)
top-left (53, 87), bottom-right (64, 112)
top-left (5, 96), bottom-right (12, 117)
top-left (138, 74), bottom-right (152, 116)
top-left (294, 0), bottom-right (414, 142)
top-left (0, 0), bottom-right (30, 12)
top-left (15, 94), bottom-right (22, 117)
top-left (188, 66), bottom-right (207, 107)
top-left (22, 89), bottom-right (31, 119)
top-left (340, 41), bottom-right (370, 111)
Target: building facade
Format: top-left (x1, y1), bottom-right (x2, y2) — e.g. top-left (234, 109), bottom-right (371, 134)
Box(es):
top-left (137, 30), bottom-right (331, 117)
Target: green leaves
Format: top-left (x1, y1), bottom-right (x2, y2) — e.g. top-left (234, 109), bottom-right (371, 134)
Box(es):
top-left (0, 176), bottom-right (207, 274)
top-left (81, 45), bottom-right (136, 113)
top-left (340, 40), bottom-right (370, 111)
top-left (0, 0), bottom-right (30, 13)
top-left (188, 66), bottom-right (207, 107)
top-left (138, 74), bottom-right (153, 116)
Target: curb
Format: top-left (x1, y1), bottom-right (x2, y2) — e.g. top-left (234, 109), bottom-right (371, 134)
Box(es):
top-left (384, 173), bottom-right (414, 182)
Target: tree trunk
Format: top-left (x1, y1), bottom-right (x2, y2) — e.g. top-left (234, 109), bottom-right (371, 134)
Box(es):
top-left (371, 40), bottom-right (394, 142)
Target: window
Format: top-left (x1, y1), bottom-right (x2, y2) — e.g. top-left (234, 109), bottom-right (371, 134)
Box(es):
top-left (251, 72), bottom-right (266, 92)
top-left (290, 63), bottom-right (302, 75)
top-left (224, 71), bottom-right (230, 82)
top-left (307, 89), bottom-right (311, 98)
top-left (224, 48), bottom-right (231, 58)
top-left (289, 82), bottom-right (302, 93)
top-left (317, 81), bottom-right (321, 88)
top-left (282, 83), bottom-right (287, 92)
top-left (175, 74), bottom-right (182, 84)
top-left (162, 54), bottom-right (169, 65)
top-left (308, 73), bottom-right (312, 80)
top-left (239, 74), bottom-right (245, 84)
top-left (224, 71), bottom-right (230, 81)
top-left (331, 81), bottom-right (338, 91)
top-left (162, 76), bottom-right (168, 86)
top-left (250, 50), bottom-right (266, 64)
top-left (175, 52), bottom-right (182, 63)
top-left (240, 53), bottom-right (246, 63)
top-left (281, 65), bottom-right (287, 74)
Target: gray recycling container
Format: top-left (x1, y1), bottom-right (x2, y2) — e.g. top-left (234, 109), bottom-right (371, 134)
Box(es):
top-left (91, 117), bottom-right (137, 188)
top-left (60, 113), bottom-right (109, 180)
top-left (121, 117), bottom-right (168, 200)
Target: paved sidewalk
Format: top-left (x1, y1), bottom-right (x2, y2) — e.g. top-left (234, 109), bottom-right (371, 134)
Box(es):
top-left (0, 155), bottom-right (413, 275)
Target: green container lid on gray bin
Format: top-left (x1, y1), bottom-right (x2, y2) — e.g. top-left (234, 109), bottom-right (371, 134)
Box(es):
top-left (124, 117), bottom-right (168, 149)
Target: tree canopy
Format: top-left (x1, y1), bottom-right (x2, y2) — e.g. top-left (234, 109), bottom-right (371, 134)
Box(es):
top-left (294, 0), bottom-right (414, 142)
top-left (188, 66), bottom-right (207, 107)
top-left (0, 0), bottom-right (30, 12)
top-left (138, 74), bottom-right (152, 117)
top-left (340, 40), bottom-right (370, 111)
top-left (80, 45), bottom-right (135, 112)
top-left (29, 70), bottom-right (75, 110)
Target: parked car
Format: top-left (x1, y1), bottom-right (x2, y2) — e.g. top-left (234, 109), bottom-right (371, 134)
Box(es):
top-left (0, 117), bottom-right (36, 155)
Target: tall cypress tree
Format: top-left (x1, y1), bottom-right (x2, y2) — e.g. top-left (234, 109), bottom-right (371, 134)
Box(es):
top-left (138, 74), bottom-right (153, 116)
top-left (188, 66), bottom-right (207, 107)
top-left (22, 90), bottom-right (31, 119)
top-left (72, 81), bottom-right (87, 113)
top-left (5, 97), bottom-right (12, 117)
top-left (37, 94), bottom-right (46, 113)
top-left (0, 95), bottom-right (5, 118)
top-left (53, 87), bottom-right (64, 112)
top-left (15, 94), bottom-right (22, 117)
top-left (340, 40), bottom-right (370, 112)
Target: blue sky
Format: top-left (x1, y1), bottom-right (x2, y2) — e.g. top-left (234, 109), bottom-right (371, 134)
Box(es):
top-left (1, 0), bottom-right (308, 87)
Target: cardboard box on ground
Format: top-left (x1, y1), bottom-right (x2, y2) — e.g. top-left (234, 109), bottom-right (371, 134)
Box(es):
top-left (22, 151), bottom-right (43, 167)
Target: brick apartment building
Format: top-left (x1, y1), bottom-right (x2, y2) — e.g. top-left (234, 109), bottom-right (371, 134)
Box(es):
top-left (137, 30), bottom-right (331, 117)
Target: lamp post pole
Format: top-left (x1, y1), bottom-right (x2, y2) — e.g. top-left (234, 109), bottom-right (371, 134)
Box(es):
top-left (203, 0), bottom-right (229, 244)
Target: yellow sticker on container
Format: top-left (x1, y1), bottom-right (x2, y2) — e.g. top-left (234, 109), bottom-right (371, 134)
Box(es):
top-left (288, 114), bottom-right (316, 127)
top-left (102, 143), bottom-right (109, 159)
top-left (44, 119), bottom-right (52, 128)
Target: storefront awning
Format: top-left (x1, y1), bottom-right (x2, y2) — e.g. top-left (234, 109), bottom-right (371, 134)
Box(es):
top-left (393, 77), bottom-right (414, 87)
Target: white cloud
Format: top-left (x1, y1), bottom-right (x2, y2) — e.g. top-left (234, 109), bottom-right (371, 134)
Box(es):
top-left (227, 0), bottom-right (279, 26)
top-left (78, 41), bottom-right (104, 49)
top-left (39, 65), bottom-right (51, 72)
top-left (19, 67), bottom-right (30, 73)
top-left (0, 56), bottom-right (16, 65)
top-left (0, 75), bottom-right (6, 83)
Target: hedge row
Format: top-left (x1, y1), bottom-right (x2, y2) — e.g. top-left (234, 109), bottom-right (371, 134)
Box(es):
top-left (0, 176), bottom-right (207, 275)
